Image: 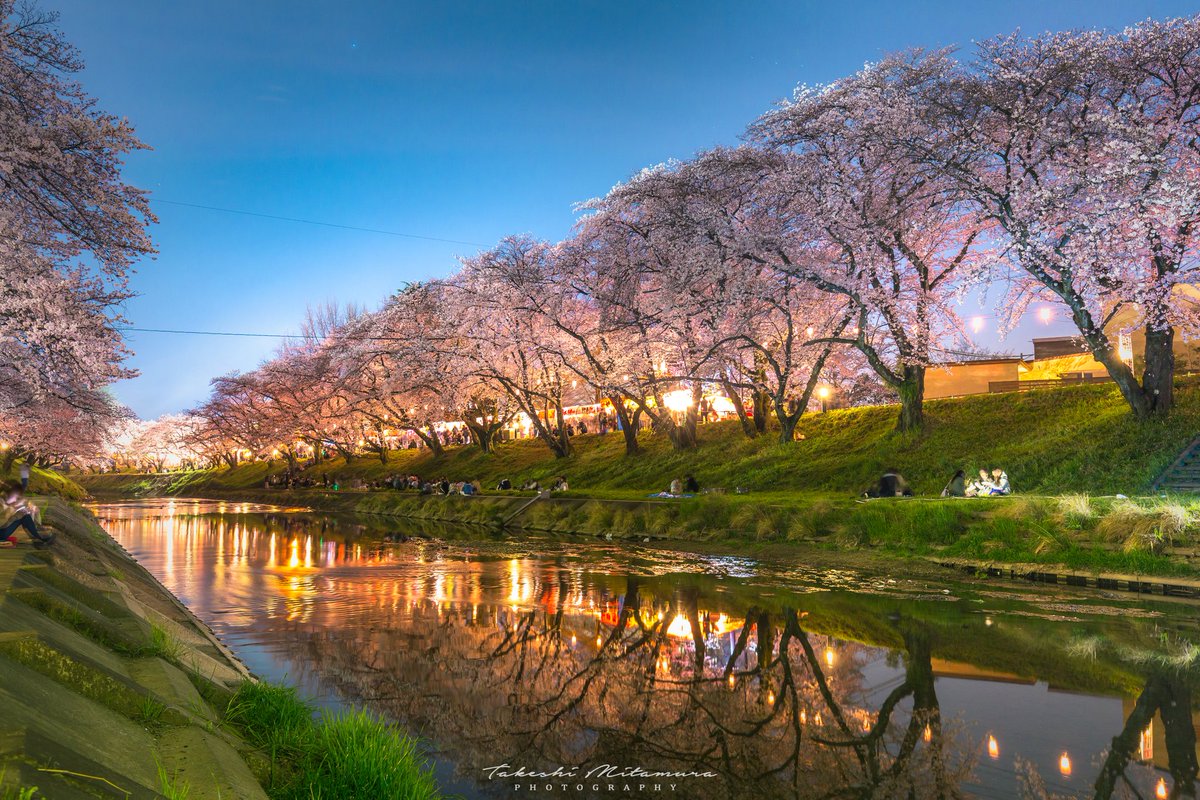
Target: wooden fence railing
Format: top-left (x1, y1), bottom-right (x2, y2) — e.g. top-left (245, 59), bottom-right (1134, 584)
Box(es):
top-left (988, 376), bottom-right (1113, 394)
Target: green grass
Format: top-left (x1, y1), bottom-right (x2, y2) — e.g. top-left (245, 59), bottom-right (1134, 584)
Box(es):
top-left (73, 383), bottom-right (1200, 578)
top-left (223, 681), bottom-right (440, 800)
top-left (0, 463), bottom-right (86, 500)
top-left (79, 383), bottom-right (1200, 498)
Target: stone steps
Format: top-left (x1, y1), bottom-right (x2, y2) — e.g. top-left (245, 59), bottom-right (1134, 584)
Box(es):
top-left (1153, 436), bottom-right (1200, 493)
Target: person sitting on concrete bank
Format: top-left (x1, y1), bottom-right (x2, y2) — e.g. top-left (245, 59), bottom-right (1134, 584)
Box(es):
top-left (864, 469), bottom-right (913, 498)
top-left (941, 469), bottom-right (967, 498)
top-left (0, 486), bottom-right (54, 547)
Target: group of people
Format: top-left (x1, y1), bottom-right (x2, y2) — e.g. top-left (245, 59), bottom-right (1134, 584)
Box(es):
top-left (495, 476), bottom-right (569, 492)
top-left (942, 469), bottom-right (1012, 498)
top-left (863, 467), bottom-right (1012, 499)
top-left (667, 474), bottom-right (700, 495)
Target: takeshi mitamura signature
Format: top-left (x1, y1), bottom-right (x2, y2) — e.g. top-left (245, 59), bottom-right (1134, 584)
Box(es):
top-left (482, 764), bottom-right (719, 781)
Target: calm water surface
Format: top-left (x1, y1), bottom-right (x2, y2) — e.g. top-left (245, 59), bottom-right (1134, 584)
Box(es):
top-left (89, 498), bottom-right (1200, 800)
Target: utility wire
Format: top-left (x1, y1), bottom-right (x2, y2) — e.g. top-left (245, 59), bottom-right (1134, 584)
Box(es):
top-left (153, 199), bottom-right (489, 247)
top-left (117, 326), bottom-right (405, 342)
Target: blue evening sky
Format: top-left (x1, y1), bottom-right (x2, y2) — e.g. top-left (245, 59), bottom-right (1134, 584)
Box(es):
top-left (45, 0), bottom-right (1195, 418)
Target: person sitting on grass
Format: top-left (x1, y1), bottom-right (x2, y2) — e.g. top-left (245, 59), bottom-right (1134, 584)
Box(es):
top-left (864, 469), bottom-right (913, 498)
top-left (0, 485), bottom-right (54, 547)
top-left (989, 468), bottom-right (1011, 496)
top-left (460, 481), bottom-right (476, 496)
top-left (966, 469), bottom-right (993, 497)
top-left (669, 477), bottom-right (683, 496)
top-left (438, 477), bottom-right (451, 495)
top-left (684, 474), bottom-right (700, 493)
top-left (550, 476), bottom-right (569, 492)
top-left (521, 479), bottom-right (540, 491)
top-left (941, 469), bottom-right (967, 498)
top-left (496, 478), bottom-right (512, 491)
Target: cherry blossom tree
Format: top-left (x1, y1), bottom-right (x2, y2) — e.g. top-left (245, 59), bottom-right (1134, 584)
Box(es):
top-left (334, 286), bottom-right (498, 458)
top-left (447, 238), bottom-right (577, 458)
top-left (746, 53), bottom-right (988, 432)
top-left (0, 1), bottom-right (154, 421)
top-left (592, 148), bottom-right (857, 443)
top-left (916, 19), bottom-right (1200, 419)
top-left (0, 388), bottom-right (127, 472)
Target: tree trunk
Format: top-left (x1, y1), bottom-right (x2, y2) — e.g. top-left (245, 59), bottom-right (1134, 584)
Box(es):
top-left (1086, 340), bottom-right (1151, 419)
top-left (1093, 673), bottom-right (1171, 800)
top-left (752, 388), bottom-right (768, 434)
top-left (415, 428), bottom-right (444, 457)
top-left (665, 417), bottom-right (698, 450)
top-left (721, 381), bottom-right (757, 439)
top-left (1142, 325), bottom-right (1175, 416)
top-left (1160, 677), bottom-right (1199, 796)
top-left (609, 396), bottom-right (640, 456)
top-left (465, 421), bottom-right (495, 454)
top-left (895, 365), bottom-right (925, 433)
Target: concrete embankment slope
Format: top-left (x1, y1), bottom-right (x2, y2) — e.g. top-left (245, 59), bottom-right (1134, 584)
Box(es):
top-left (0, 499), bottom-right (268, 800)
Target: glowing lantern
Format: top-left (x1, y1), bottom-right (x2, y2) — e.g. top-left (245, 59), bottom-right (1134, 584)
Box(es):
top-left (710, 395), bottom-right (735, 414)
top-left (1157, 778), bottom-right (1168, 799)
top-left (923, 725), bottom-right (932, 743)
top-left (824, 647), bottom-right (835, 668)
top-left (987, 735), bottom-right (998, 759)
top-left (662, 389), bottom-right (694, 413)
top-left (1059, 753), bottom-right (1071, 776)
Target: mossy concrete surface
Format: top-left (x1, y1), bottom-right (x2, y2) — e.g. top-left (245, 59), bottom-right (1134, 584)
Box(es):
top-left (0, 498), bottom-right (268, 799)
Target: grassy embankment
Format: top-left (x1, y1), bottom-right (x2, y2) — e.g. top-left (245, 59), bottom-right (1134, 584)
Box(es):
top-left (0, 463), bottom-right (85, 500)
top-left (78, 384), bottom-right (1200, 578)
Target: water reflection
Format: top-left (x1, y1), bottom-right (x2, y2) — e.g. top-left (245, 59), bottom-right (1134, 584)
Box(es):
top-left (92, 499), bottom-right (1200, 799)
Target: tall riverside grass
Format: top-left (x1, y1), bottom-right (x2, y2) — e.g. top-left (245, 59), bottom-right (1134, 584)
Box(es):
top-left (224, 681), bottom-right (440, 800)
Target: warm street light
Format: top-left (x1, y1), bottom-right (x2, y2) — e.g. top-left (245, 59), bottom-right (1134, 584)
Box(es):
top-left (817, 385), bottom-right (832, 413)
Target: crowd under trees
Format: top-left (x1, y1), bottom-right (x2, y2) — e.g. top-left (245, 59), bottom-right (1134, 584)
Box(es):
top-left (3, 5), bottom-right (1199, 471)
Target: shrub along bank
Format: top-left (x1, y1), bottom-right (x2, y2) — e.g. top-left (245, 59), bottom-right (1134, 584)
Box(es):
top-left (75, 384), bottom-right (1200, 579)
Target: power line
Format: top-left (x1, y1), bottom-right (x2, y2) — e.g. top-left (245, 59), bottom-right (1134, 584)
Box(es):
top-left (153, 199), bottom-right (489, 247)
top-left (117, 326), bottom-right (405, 342)
top-left (119, 326), bottom-right (302, 339)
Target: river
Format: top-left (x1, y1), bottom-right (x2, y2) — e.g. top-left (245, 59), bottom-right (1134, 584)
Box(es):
top-left (88, 497), bottom-right (1200, 800)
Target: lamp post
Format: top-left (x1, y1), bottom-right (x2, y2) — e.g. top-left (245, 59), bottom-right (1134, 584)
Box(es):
top-left (817, 385), bottom-right (831, 413)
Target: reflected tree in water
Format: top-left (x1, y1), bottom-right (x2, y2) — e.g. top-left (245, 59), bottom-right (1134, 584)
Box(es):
top-left (283, 574), bottom-right (975, 798)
